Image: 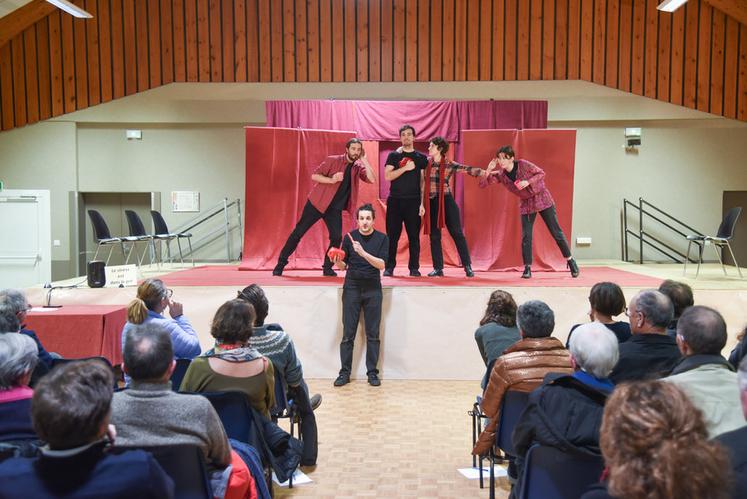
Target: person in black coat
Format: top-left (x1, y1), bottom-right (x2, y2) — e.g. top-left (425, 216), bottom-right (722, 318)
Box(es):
top-left (715, 355), bottom-right (747, 499)
top-left (510, 323), bottom-right (618, 498)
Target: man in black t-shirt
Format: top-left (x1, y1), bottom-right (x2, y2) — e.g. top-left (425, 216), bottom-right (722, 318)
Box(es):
top-left (330, 204), bottom-right (389, 387)
top-left (383, 125), bottom-right (428, 277)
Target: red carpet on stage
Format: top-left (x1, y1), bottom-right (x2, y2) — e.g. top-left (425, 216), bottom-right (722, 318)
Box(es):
top-left (159, 265), bottom-right (662, 288)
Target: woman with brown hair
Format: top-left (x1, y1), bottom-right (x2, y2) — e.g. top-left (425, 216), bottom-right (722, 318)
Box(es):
top-left (567, 282), bottom-right (632, 347)
top-left (180, 299), bottom-right (275, 418)
top-left (121, 278), bottom-right (200, 360)
top-left (474, 290), bottom-right (520, 388)
top-left (582, 380), bottom-right (733, 499)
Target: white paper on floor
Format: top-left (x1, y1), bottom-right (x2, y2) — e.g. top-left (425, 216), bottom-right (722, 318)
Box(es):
top-left (272, 469), bottom-right (313, 487)
top-left (458, 466), bottom-right (508, 479)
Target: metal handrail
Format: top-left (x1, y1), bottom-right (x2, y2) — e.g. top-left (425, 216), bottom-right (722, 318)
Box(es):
top-left (623, 197), bottom-right (704, 264)
top-left (168, 198), bottom-right (242, 263)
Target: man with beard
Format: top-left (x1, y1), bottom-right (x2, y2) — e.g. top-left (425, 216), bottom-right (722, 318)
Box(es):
top-left (273, 138), bottom-right (376, 277)
top-left (383, 125), bottom-right (428, 277)
top-left (330, 204), bottom-right (388, 387)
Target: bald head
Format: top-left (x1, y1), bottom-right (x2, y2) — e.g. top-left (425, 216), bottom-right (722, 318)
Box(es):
top-left (628, 290), bottom-right (674, 334)
top-left (676, 305), bottom-right (727, 356)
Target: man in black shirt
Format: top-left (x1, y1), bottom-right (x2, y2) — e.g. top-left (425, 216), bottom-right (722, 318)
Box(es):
top-left (330, 204), bottom-right (388, 387)
top-left (383, 125), bottom-right (428, 277)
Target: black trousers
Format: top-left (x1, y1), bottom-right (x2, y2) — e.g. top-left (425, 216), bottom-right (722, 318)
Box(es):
top-left (286, 380), bottom-right (318, 466)
top-left (521, 204), bottom-right (572, 266)
top-left (340, 280), bottom-right (382, 376)
top-left (429, 194), bottom-right (471, 269)
top-left (277, 200), bottom-right (342, 270)
top-left (385, 196), bottom-right (421, 271)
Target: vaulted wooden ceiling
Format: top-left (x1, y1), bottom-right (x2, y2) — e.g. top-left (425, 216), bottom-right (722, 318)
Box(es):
top-left (0, 0), bottom-right (745, 132)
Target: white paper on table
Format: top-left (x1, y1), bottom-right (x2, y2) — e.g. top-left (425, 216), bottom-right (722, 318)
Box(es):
top-left (272, 469), bottom-right (313, 487)
top-left (458, 466), bottom-right (508, 479)
top-left (28, 307), bottom-right (56, 312)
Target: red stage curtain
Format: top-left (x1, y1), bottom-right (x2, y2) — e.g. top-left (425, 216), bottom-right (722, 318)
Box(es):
top-left (462, 129), bottom-right (577, 271)
top-left (241, 127), bottom-right (356, 270)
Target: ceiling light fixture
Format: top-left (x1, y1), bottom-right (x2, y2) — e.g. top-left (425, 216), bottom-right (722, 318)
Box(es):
top-left (46, 0), bottom-right (93, 18)
top-left (657, 0), bottom-right (688, 12)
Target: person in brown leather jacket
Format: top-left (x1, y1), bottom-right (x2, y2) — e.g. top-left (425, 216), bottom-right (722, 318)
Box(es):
top-left (472, 300), bottom-right (573, 457)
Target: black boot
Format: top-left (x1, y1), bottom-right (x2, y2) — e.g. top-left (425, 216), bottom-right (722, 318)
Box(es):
top-left (464, 265), bottom-right (474, 278)
top-left (567, 258), bottom-right (579, 278)
top-left (272, 264), bottom-right (284, 276)
top-left (428, 269), bottom-right (444, 277)
top-left (521, 266), bottom-right (532, 279)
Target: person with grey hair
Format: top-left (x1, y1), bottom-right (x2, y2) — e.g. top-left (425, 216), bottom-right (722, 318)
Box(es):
top-left (0, 289), bottom-right (55, 379)
top-left (609, 289), bottom-right (680, 384)
top-left (663, 305), bottom-right (745, 437)
top-left (715, 356), bottom-right (747, 498)
top-left (0, 333), bottom-right (38, 442)
top-left (511, 323), bottom-right (618, 497)
top-left (473, 300), bottom-right (573, 457)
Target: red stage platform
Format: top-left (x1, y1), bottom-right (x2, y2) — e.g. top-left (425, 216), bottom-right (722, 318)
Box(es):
top-left (158, 265), bottom-right (662, 288)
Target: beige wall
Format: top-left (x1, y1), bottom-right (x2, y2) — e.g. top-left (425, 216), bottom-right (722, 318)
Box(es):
top-left (1, 80), bottom-right (746, 279)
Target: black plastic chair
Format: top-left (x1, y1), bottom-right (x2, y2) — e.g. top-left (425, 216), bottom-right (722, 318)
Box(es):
top-left (485, 390), bottom-right (530, 499)
top-left (269, 375), bottom-right (300, 488)
top-left (151, 210), bottom-right (194, 266)
top-left (124, 210), bottom-right (156, 267)
top-left (50, 356), bottom-right (120, 388)
top-left (115, 444), bottom-right (211, 499)
top-left (169, 358), bottom-right (192, 392)
top-left (517, 444), bottom-right (605, 499)
top-left (197, 391), bottom-right (255, 443)
top-left (685, 206), bottom-right (743, 279)
top-left (87, 210), bottom-right (127, 265)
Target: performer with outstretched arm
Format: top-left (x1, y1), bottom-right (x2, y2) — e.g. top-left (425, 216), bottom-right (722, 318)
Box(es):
top-left (483, 145), bottom-right (579, 279)
top-left (423, 136), bottom-right (488, 278)
top-left (273, 138), bottom-right (375, 277)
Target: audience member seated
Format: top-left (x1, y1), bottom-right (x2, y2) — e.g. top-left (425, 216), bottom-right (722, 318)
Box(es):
top-left (0, 302), bottom-right (50, 387)
top-left (658, 279), bottom-right (694, 339)
top-left (512, 323), bottom-right (618, 497)
top-left (0, 334), bottom-right (38, 444)
top-left (608, 290), bottom-right (680, 384)
top-left (121, 278), bottom-right (200, 363)
top-left (237, 284), bottom-right (321, 467)
top-left (715, 356), bottom-right (747, 499)
top-left (0, 360), bottom-right (174, 498)
top-left (581, 381), bottom-right (732, 499)
top-left (729, 326), bottom-right (747, 368)
top-left (566, 282), bottom-right (631, 346)
top-left (181, 299), bottom-right (275, 418)
top-left (474, 290), bottom-right (521, 389)
top-left (112, 323), bottom-right (252, 498)
top-left (664, 305), bottom-right (745, 437)
top-left (472, 300), bottom-right (573, 457)
top-left (0, 289), bottom-right (55, 373)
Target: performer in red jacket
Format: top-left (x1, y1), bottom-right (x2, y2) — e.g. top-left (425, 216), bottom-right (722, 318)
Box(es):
top-left (483, 145), bottom-right (579, 279)
top-left (273, 139), bottom-right (376, 276)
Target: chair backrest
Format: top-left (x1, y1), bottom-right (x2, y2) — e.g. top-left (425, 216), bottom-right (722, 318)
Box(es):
top-left (116, 444), bottom-right (211, 499)
top-left (518, 444), bottom-right (605, 499)
top-left (124, 210), bottom-right (149, 237)
top-left (87, 209), bottom-right (114, 241)
top-left (51, 357), bottom-right (119, 387)
top-left (496, 390), bottom-right (530, 456)
top-left (716, 206), bottom-right (742, 239)
top-left (198, 391), bottom-right (255, 443)
top-left (150, 210), bottom-right (170, 235)
top-left (169, 358), bottom-right (192, 391)
top-left (270, 370), bottom-right (290, 420)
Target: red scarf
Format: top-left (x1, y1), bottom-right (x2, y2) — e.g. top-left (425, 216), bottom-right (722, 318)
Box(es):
top-left (423, 157), bottom-right (447, 235)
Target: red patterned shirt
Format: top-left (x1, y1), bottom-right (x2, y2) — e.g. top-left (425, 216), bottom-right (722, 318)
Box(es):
top-left (482, 159), bottom-right (555, 215)
top-left (424, 159), bottom-right (483, 199)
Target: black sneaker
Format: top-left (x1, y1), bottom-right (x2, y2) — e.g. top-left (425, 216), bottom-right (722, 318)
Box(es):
top-left (333, 374), bottom-right (350, 387)
top-left (322, 267), bottom-right (338, 277)
top-left (310, 394), bottom-right (322, 410)
top-left (383, 268), bottom-right (394, 277)
top-left (427, 269), bottom-right (444, 277)
top-left (567, 258), bottom-right (580, 278)
top-left (272, 264), bottom-right (284, 276)
top-left (409, 269), bottom-right (421, 277)
top-left (521, 266), bottom-right (532, 279)
top-left (367, 374), bottom-right (381, 386)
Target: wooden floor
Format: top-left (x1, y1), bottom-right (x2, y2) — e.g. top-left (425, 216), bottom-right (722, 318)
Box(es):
top-left (274, 379), bottom-right (511, 498)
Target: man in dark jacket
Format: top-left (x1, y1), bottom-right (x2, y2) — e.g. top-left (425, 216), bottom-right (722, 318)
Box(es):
top-left (715, 356), bottom-right (747, 499)
top-left (609, 290), bottom-right (680, 383)
top-left (511, 323), bottom-right (618, 498)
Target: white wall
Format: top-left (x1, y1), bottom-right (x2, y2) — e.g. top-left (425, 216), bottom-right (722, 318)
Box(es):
top-left (1, 80), bottom-right (746, 279)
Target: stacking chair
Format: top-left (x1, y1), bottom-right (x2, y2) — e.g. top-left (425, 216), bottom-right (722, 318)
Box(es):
top-left (517, 444), bottom-right (605, 499)
top-left (87, 210), bottom-right (127, 265)
top-left (151, 210), bottom-right (194, 266)
top-left (50, 356), bottom-right (120, 388)
top-left (270, 376), bottom-right (301, 488)
top-left (124, 210), bottom-right (157, 267)
top-left (197, 391), bottom-right (256, 443)
top-left (684, 206), bottom-right (743, 279)
top-left (485, 390), bottom-right (531, 499)
top-left (115, 444), bottom-right (211, 499)
top-left (169, 358), bottom-right (192, 391)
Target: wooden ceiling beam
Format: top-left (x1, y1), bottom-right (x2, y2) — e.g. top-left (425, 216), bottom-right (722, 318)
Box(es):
top-left (0, 0), bottom-right (56, 49)
top-left (703, 0), bottom-right (747, 27)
